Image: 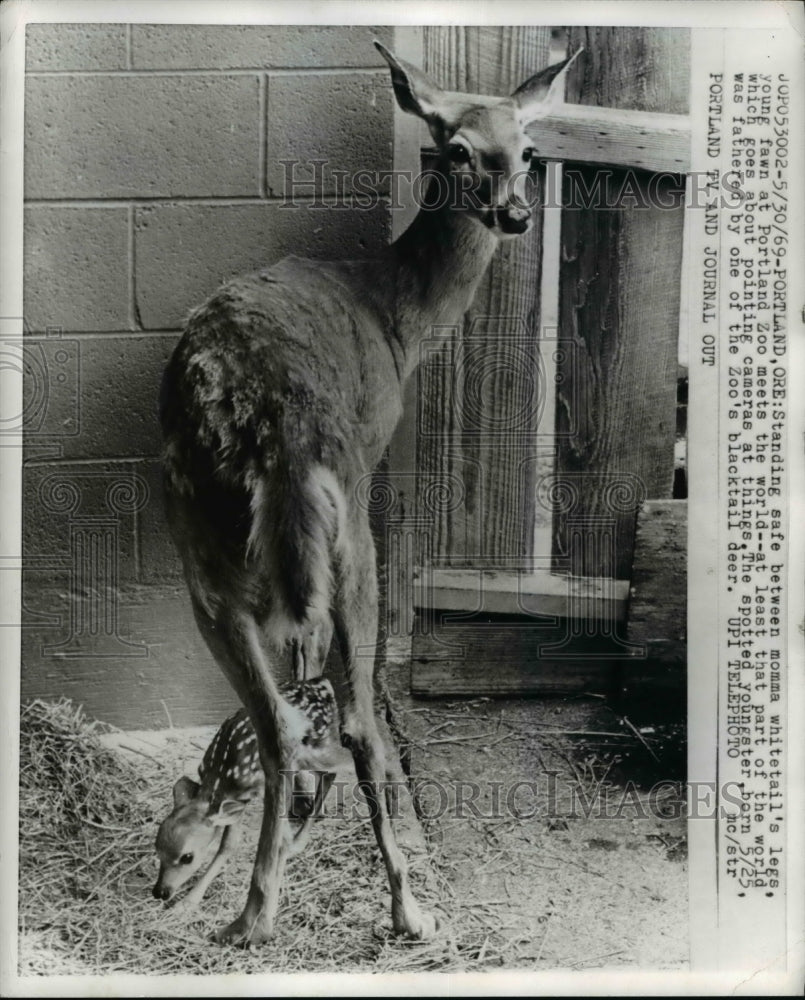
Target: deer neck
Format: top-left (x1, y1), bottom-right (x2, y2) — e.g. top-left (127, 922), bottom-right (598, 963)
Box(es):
top-left (388, 175), bottom-right (499, 374)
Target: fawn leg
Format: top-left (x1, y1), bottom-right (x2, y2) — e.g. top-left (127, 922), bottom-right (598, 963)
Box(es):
top-left (287, 771), bottom-right (336, 856)
top-left (176, 824), bottom-right (241, 913)
top-left (334, 510), bottom-right (437, 940)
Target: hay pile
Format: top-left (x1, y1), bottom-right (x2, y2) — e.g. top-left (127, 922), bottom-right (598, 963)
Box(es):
top-left (16, 698), bottom-right (454, 975)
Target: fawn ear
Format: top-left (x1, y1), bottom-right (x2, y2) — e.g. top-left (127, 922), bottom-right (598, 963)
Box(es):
top-left (512, 48), bottom-right (584, 122)
top-left (172, 776), bottom-right (200, 808)
top-left (209, 799), bottom-right (246, 827)
top-left (375, 40), bottom-right (475, 144)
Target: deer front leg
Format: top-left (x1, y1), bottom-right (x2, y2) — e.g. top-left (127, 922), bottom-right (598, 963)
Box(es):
top-left (214, 755), bottom-right (289, 947)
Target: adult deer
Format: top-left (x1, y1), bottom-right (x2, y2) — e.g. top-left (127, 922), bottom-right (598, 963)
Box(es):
top-left (160, 41), bottom-right (581, 947)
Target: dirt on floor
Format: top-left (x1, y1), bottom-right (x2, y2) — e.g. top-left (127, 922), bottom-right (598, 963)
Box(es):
top-left (390, 685), bottom-right (688, 970)
top-left (17, 681), bottom-right (687, 976)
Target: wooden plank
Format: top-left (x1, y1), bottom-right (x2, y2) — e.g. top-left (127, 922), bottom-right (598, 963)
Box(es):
top-left (527, 104), bottom-right (690, 173)
top-left (553, 27), bottom-right (689, 579)
top-left (627, 499), bottom-right (687, 644)
top-left (410, 612), bottom-right (634, 698)
top-left (570, 26), bottom-right (690, 115)
top-left (533, 161), bottom-right (563, 562)
top-left (612, 500), bottom-right (687, 720)
top-left (412, 657), bottom-right (610, 698)
top-left (413, 567), bottom-right (629, 620)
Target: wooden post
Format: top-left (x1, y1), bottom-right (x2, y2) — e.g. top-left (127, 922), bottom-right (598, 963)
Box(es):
top-left (553, 27), bottom-right (689, 579)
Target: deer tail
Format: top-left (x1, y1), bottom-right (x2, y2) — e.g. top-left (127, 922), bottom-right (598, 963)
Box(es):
top-left (248, 460), bottom-right (346, 627)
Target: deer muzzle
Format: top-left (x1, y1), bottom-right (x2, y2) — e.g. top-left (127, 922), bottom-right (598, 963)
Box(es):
top-left (496, 203), bottom-right (532, 234)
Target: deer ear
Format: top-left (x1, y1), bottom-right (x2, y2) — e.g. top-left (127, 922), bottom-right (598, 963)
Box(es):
top-left (172, 775), bottom-right (200, 808)
top-left (375, 41), bottom-right (445, 120)
top-left (209, 799), bottom-right (246, 827)
top-left (375, 40), bottom-right (468, 144)
top-left (512, 48), bottom-right (584, 122)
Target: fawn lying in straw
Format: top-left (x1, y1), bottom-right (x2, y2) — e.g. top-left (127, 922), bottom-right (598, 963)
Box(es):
top-left (160, 40), bottom-right (582, 945)
top-left (153, 679), bottom-right (338, 913)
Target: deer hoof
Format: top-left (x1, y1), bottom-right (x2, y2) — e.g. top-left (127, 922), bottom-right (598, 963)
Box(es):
top-left (394, 903), bottom-right (439, 941)
top-left (214, 913), bottom-right (272, 948)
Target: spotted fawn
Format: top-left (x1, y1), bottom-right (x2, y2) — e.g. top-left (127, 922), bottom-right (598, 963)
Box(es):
top-left (153, 678), bottom-right (339, 911)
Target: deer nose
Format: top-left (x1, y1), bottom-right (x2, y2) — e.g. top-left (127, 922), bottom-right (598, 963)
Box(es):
top-left (152, 883), bottom-right (172, 901)
top-left (496, 204), bottom-right (531, 234)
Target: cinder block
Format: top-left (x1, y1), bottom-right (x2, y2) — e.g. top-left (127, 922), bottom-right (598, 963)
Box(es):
top-left (136, 460), bottom-right (183, 584)
top-left (26, 23), bottom-right (128, 71)
top-left (24, 207), bottom-right (130, 332)
top-left (35, 334), bottom-right (175, 460)
top-left (132, 24), bottom-right (392, 70)
top-left (22, 461), bottom-right (138, 579)
top-left (266, 71), bottom-right (392, 198)
top-left (25, 74), bottom-right (260, 199)
top-left (20, 582), bottom-right (237, 728)
top-left (134, 201), bottom-right (390, 329)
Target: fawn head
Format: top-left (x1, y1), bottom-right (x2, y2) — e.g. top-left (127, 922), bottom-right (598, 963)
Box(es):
top-left (152, 775), bottom-right (246, 901)
top-left (376, 42), bottom-right (583, 238)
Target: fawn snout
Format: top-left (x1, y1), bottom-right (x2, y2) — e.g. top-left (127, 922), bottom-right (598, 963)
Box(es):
top-left (152, 879), bottom-right (172, 902)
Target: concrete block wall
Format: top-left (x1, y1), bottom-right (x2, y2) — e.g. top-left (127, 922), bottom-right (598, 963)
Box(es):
top-left (21, 24), bottom-right (396, 723)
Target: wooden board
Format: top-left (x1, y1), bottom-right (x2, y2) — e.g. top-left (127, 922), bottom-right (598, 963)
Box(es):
top-left (627, 499), bottom-right (687, 645)
top-left (414, 567), bottom-right (629, 620)
top-left (410, 502), bottom-right (687, 702)
top-left (614, 499), bottom-right (687, 719)
top-left (553, 27), bottom-right (689, 579)
top-left (410, 609), bottom-right (641, 698)
top-left (528, 104), bottom-right (690, 173)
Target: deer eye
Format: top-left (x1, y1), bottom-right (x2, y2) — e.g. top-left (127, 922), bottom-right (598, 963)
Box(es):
top-left (447, 143), bottom-right (471, 164)
top-left (179, 853), bottom-right (194, 865)
top-left (522, 147), bottom-right (535, 163)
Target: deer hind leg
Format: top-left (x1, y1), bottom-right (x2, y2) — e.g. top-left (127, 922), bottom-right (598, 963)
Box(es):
top-left (333, 509), bottom-right (437, 941)
top-left (191, 602), bottom-right (293, 947)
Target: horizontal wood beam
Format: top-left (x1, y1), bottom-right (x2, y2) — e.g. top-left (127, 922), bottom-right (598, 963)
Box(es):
top-left (410, 613), bottom-right (640, 699)
top-left (528, 103), bottom-right (690, 173)
top-left (411, 657), bottom-right (612, 699)
top-left (413, 568), bottom-right (629, 621)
